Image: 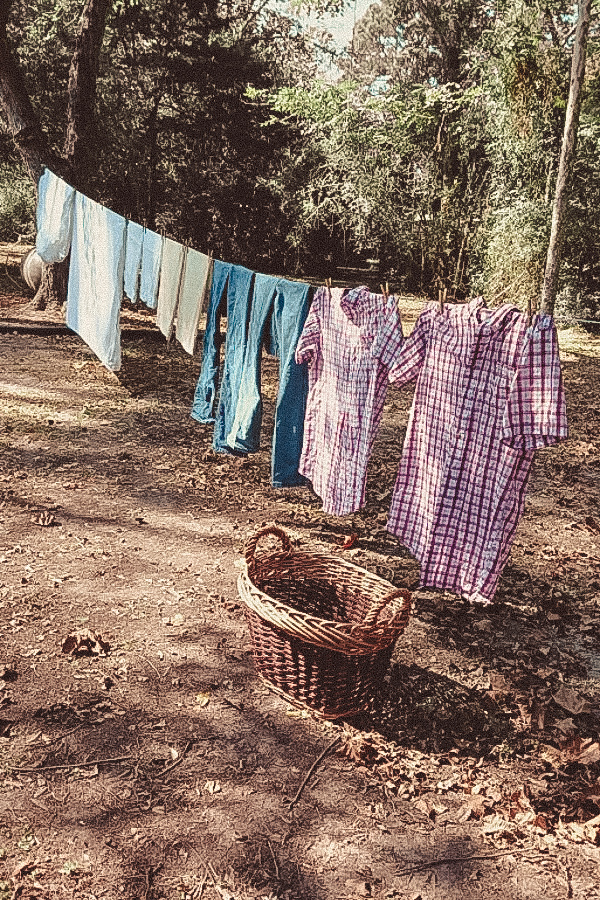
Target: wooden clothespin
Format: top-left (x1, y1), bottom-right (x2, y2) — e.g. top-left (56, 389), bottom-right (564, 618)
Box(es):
top-left (527, 295), bottom-right (533, 326)
top-left (380, 282), bottom-right (389, 301)
top-left (439, 287), bottom-right (447, 312)
top-left (325, 276), bottom-right (332, 297)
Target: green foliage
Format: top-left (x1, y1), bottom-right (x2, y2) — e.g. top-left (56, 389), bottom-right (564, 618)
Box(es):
top-left (471, 198), bottom-right (551, 308)
top-left (2, 0), bottom-right (599, 297)
top-left (0, 159), bottom-right (36, 240)
top-left (6, 0), bottom-right (328, 271)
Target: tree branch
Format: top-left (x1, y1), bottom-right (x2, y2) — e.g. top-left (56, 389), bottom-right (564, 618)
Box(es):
top-left (540, 0), bottom-right (592, 316)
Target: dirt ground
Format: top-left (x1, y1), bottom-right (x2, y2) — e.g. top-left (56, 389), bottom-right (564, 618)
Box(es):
top-left (1, 248), bottom-right (600, 899)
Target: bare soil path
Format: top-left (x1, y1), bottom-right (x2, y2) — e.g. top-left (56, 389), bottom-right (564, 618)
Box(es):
top-left (1, 259), bottom-right (600, 899)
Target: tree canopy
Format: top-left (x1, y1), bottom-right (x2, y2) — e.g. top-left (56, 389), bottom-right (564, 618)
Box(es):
top-left (0, 0), bottom-right (599, 319)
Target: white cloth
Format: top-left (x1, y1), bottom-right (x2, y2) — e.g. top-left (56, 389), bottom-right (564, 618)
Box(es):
top-left (176, 249), bottom-right (213, 355)
top-left (35, 168), bottom-right (75, 263)
top-left (65, 193), bottom-right (126, 372)
top-left (123, 220), bottom-right (144, 303)
top-left (156, 238), bottom-right (185, 340)
top-left (139, 228), bottom-right (163, 309)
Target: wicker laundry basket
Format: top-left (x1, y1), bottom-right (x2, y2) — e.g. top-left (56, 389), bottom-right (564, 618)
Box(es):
top-left (238, 525), bottom-right (411, 719)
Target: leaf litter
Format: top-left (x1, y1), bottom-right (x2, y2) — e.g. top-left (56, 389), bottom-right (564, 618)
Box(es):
top-left (1, 296), bottom-right (600, 897)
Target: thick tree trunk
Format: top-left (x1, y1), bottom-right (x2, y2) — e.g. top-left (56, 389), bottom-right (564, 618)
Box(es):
top-left (0, 0), bottom-right (111, 309)
top-left (540, 0), bottom-right (592, 317)
top-left (64, 0), bottom-right (112, 190)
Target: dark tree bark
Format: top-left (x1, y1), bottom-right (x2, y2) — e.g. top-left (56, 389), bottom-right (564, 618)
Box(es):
top-left (0, 0), bottom-right (48, 183)
top-left (0, 0), bottom-right (111, 308)
top-left (540, 0), bottom-right (592, 316)
top-left (64, 0), bottom-right (112, 190)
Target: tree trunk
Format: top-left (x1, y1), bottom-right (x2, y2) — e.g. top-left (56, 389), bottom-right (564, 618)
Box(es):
top-left (540, 0), bottom-right (592, 317)
top-left (0, 0), bottom-right (111, 309)
top-left (0, 1), bottom-right (48, 183)
top-left (64, 0), bottom-right (112, 189)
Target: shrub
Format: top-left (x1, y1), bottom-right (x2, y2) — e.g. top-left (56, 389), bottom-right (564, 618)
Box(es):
top-left (0, 163), bottom-right (36, 242)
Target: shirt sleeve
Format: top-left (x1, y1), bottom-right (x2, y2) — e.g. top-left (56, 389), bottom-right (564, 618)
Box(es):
top-left (371, 294), bottom-right (405, 369)
top-left (502, 314), bottom-right (568, 450)
top-left (295, 288), bottom-right (323, 364)
top-left (387, 307), bottom-right (429, 386)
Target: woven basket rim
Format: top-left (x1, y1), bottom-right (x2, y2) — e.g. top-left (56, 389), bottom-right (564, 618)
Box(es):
top-left (239, 553), bottom-right (411, 654)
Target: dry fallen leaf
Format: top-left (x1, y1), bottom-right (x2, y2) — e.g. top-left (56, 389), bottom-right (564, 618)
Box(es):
top-left (31, 511), bottom-right (59, 527)
top-left (204, 780), bottom-right (221, 794)
top-left (553, 686), bottom-right (592, 716)
top-left (61, 629), bottom-right (110, 656)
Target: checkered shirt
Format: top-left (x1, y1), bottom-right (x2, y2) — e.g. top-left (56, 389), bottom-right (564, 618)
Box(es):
top-left (295, 286), bottom-right (404, 516)
top-left (387, 298), bottom-right (568, 604)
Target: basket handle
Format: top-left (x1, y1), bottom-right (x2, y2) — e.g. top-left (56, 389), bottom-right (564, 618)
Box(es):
top-left (363, 587), bottom-right (411, 628)
top-left (245, 525), bottom-right (292, 570)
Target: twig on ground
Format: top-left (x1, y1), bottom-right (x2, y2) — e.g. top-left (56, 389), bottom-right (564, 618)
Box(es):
top-left (154, 740), bottom-right (193, 779)
top-left (267, 840), bottom-right (280, 879)
top-left (190, 868), bottom-right (209, 899)
top-left (12, 755), bottom-right (135, 772)
top-left (396, 847), bottom-right (542, 877)
top-left (287, 736), bottom-right (340, 809)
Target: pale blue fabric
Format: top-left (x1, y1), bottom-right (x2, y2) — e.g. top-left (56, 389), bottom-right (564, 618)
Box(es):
top-left (139, 228), bottom-right (163, 309)
top-left (123, 220), bottom-right (144, 303)
top-left (224, 275), bottom-right (311, 486)
top-left (35, 168), bottom-right (75, 263)
top-left (65, 193), bottom-right (126, 372)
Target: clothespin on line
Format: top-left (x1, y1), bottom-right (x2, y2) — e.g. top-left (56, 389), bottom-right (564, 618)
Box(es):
top-left (380, 282), bottom-right (389, 300)
top-left (325, 276), bottom-right (332, 297)
top-left (527, 295), bottom-right (533, 326)
top-left (438, 287), bottom-right (447, 312)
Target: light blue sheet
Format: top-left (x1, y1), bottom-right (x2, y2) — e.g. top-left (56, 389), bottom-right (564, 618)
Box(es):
top-left (35, 168), bottom-right (75, 263)
top-left (123, 220), bottom-right (144, 303)
top-left (65, 193), bottom-right (126, 372)
top-left (139, 228), bottom-right (163, 309)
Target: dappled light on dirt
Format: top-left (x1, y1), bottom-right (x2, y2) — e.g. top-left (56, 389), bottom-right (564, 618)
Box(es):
top-left (1, 289), bottom-right (600, 898)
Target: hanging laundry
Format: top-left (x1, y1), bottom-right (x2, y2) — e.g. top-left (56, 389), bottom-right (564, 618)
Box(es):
top-left (227, 274), bottom-right (311, 487)
top-left (35, 168), bottom-right (75, 263)
top-left (156, 238), bottom-right (185, 340)
top-left (295, 285), bottom-right (404, 514)
top-left (65, 193), bottom-right (126, 372)
top-left (123, 220), bottom-right (144, 303)
top-left (191, 260), bottom-right (231, 424)
top-left (139, 227), bottom-right (163, 309)
top-left (191, 261), bottom-right (255, 453)
top-left (386, 298), bottom-right (568, 604)
top-left (210, 265), bottom-right (255, 454)
top-left (175, 249), bottom-right (213, 356)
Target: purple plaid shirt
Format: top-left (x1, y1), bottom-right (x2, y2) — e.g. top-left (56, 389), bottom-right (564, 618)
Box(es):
top-left (296, 286), bottom-right (404, 516)
top-left (387, 298), bottom-right (568, 603)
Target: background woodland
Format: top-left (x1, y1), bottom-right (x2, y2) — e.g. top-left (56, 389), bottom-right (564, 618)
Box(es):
top-left (0, 0), bottom-right (599, 321)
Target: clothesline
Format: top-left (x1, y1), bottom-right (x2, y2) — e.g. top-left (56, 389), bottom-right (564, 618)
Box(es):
top-left (33, 167), bottom-right (571, 606)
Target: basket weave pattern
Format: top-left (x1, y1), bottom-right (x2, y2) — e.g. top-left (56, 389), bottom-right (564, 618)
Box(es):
top-left (238, 526), bottom-right (411, 719)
